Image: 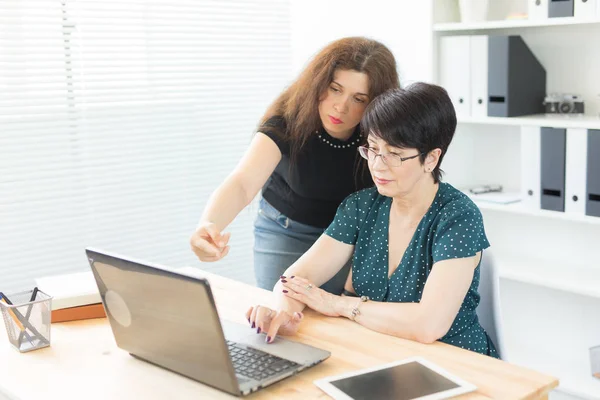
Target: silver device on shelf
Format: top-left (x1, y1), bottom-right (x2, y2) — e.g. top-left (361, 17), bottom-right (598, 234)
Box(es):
top-left (543, 93), bottom-right (584, 114)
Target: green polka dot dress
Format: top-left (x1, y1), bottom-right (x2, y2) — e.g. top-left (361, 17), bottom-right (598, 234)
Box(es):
top-left (325, 182), bottom-right (499, 358)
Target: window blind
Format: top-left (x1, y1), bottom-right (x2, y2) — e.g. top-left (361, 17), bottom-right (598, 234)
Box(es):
top-left (0, 0), bottom-right (292, 293)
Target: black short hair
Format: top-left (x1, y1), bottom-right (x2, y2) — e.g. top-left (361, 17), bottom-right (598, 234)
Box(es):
top-left (360, 82), bottom-right (457, 183)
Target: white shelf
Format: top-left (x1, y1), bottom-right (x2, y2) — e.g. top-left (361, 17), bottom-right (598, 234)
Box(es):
top-left (461, 191), bottom-right (600, 226)
top-left (496, 257), bottom-right (600, 299)
top-left (458, 114), bottom-right (600, 129)
top-left (434, 17), bottom-right (600, 32)
top-left (474, 201), bottom-right (600, 225)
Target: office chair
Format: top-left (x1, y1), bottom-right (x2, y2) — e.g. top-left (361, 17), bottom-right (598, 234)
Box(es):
top-left (477, 249), bottom-right (504, 358)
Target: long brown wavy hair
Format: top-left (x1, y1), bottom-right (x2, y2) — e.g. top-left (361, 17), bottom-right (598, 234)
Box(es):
top-left (260, 37), bottom-right (400, 160)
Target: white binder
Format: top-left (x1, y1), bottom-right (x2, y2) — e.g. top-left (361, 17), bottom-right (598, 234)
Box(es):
top-left (469, 36), bottom-right (488, 118)
top-left (574, 0), bottom-right (597, 18)
top-left (565, 128), bottom-right (588, 215)
top-left (528, 0), bottom-right (549, 19)
top-left (439, 36), bottom-right (471, 118)
top-left (521, 126), bottom-right (541, 210)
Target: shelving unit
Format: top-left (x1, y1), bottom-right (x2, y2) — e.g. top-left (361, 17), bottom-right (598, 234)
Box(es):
top-left (469, 197), bottom-right (600, 226)
top-left (434, 17), bottom-right (600, 32)
top-left (458, 114), bottom-right (600, 130)
top-left (434, 1), bottom-right (600, 399)
top-left (495, 257), bottom-right (600, 299)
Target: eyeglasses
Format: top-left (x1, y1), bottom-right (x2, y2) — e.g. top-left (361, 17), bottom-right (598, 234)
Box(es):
top-left (358, 146), bottom-right (423, 167)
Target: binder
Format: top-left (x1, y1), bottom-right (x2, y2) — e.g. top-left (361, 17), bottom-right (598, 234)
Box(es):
top-left (549, 0), bottom-right (574, 17)
top-left (470, 36), bottom-right (488, 118)
top-left (439, 36), bottom-right (471, 118)
top-left (574, 0), bottom-right (597, 18)
top-left (586, 130), bottom-right (600, 217)
top-left (528, 0), bottom-right (549, 19)
top-left (565, 128), bottom-right (588, 215)
top-left (521, 126), bottom-right (541, 210)
top-left (540, 127), bottom-right (566, 212)
top-left (487, 36), bottom-right (546, 117)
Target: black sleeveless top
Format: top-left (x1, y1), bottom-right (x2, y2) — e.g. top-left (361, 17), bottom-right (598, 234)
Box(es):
top-left (259, 116), bottom-right (373, 228)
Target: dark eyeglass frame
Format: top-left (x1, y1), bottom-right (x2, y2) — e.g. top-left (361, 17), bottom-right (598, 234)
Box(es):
top-left (358, 145), bottom-right (424, 167)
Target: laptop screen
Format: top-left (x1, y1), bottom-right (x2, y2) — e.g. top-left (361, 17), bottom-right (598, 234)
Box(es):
top-left (86, 248), bottom-right (239, 395)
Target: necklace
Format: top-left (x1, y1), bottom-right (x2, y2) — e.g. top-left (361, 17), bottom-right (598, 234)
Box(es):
top-left (317, 130), bottom-right (361, 149)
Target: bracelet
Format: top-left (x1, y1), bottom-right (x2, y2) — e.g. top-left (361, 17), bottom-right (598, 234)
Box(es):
top-left (349, 295), bottom-right (369, 321)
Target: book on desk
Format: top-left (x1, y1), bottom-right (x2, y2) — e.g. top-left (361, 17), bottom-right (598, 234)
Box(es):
top-left (35, 271), bottom-right (105, 323)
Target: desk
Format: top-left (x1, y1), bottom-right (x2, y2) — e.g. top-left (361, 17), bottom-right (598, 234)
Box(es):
top-left (0, 270), bottom-right (557, 400)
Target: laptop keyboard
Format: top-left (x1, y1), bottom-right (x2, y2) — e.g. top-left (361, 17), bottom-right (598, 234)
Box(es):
top-left (226, 340), bottom-right (300, 382)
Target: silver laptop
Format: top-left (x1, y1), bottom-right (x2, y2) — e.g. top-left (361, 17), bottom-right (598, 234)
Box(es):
top-left (85, 248), bottom-right (331, 396)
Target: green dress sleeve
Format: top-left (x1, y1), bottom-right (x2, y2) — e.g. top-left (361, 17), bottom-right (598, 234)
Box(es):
top-left (432, 202), bottom-right (490, 263)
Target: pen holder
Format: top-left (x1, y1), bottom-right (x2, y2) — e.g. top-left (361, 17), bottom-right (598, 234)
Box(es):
top-left (0, 289), bottom-right (52, 352)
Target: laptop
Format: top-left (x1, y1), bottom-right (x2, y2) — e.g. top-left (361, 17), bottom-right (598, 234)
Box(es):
top-left (85, 248), bottom-right (331, 396)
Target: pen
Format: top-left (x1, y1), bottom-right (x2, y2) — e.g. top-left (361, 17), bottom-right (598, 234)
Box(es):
top-left (0, 292), bottom-right (12, 305)
top-left (17, 287), bottom-right (39, 346)
top-left (0, 292), bottom-right (25, 331)
top-left (30, 287), bottom-right (39, 302)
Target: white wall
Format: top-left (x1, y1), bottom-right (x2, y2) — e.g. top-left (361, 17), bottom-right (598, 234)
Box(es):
top-left (290, 0), bottom-right (435, 86)
top-left (436, 0), bottom-right (528, 22)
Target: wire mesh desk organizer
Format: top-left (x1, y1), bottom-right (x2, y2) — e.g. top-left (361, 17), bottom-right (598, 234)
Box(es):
top-left (0, 288), bottom-right (52, 352)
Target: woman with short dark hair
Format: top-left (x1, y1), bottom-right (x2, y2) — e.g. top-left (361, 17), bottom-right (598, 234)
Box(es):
top-left (247, 83), bottom-right (499, 358)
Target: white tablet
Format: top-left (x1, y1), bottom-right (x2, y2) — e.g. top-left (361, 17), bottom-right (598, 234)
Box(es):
top-left (314, 357), bottom-right (476, 400)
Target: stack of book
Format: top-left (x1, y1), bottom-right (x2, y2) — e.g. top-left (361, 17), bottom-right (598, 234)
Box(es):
top-left (35, 271), bottom-right (105, 323)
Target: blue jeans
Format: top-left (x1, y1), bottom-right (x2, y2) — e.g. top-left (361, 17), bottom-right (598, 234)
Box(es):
top-left (253, 197), bottom-right (350, 294)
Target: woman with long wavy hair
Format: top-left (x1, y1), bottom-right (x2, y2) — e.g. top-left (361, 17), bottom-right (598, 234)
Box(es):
top-left (190, 37), bottom-right (400, 294)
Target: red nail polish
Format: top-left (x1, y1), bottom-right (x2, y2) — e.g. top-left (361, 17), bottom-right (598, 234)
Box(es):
top-left (257, 327), bottom-right (261, 334)
top-left (283, 290), bottom-right (288, 293)
top-left (290, 276), bottom-right (295, 279)
top-left (266, 336), bottom-right (272, 343)
top-left (280, 275), bottom-right (286, 279)
top-left (251, 322), bottom-right (255, 329)
top-left (281, 279), bottom-right (287, 283)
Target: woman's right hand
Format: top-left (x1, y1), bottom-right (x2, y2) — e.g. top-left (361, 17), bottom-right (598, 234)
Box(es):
top-left (190, 222), bottom-right (231, 262)
top-left (246, 305), bottom-right (304, 344)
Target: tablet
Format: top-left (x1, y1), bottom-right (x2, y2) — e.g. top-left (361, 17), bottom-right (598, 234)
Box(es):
top-left (314, 357), bottom-right (476, 400)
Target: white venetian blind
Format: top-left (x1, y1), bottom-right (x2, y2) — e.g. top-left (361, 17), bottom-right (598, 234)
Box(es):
top-left (0, 0), bottom-right (292, 293)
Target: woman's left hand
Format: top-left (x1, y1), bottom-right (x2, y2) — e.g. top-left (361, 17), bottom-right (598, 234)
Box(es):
top-left (279, 276), bottom-right (341, 317)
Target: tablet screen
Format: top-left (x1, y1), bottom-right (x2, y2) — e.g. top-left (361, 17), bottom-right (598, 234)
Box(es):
top-left (315, 358), bottom-right (475, 400)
